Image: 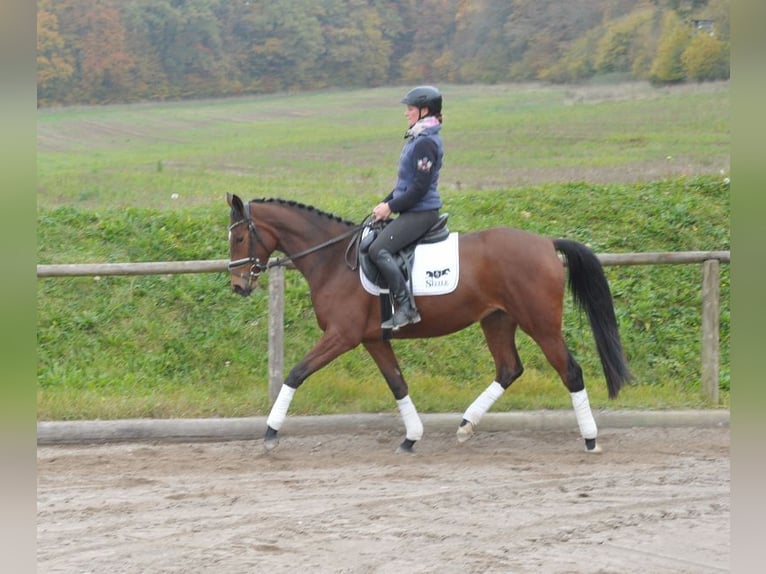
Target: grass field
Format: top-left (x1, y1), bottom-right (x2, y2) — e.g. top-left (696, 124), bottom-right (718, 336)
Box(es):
top-left (37, 82), bottom-right (730, 420)
top-left (38, 81), bottom-right (729, 212)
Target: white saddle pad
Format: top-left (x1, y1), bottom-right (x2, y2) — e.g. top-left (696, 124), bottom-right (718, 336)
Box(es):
top-left (361, 232), bottom-right (459, 296)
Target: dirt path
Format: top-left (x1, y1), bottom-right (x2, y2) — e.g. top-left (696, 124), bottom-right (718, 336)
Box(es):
top-left (38, 426), bottom-right (729, 573)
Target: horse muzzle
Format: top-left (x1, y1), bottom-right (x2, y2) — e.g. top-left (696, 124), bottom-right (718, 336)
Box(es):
top-left (228, 257), bottom-right (264, 296)
top-left (232, 283), bottom-right (253, 297)
top-left (229, 268), bottom-right (258, 297)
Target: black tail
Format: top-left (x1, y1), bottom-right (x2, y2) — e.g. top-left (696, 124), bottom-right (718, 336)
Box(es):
top-left (554, 239), bottom-right (631, 398)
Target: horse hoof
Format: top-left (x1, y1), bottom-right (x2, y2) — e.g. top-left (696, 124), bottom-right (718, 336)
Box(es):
top-left (397, 438), bottom-right (417, 454)
top-left (584, 438), bottom-right (602, 454)
top-left (263, 439), bottom-right (279, 452)
top-left (264, 426), bottom-right (280, 452)
top-left (456, 421), bottom-right (474, 443)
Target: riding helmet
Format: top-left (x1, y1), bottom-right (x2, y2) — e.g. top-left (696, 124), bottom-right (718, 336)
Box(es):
top-left (401, 86), bottom-right (442, 116)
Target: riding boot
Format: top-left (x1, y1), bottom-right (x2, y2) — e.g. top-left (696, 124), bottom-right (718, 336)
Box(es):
top-left (375, 249), bottom-right (421, 330)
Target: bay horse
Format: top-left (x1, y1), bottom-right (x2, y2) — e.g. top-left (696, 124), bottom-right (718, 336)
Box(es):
top-left (226, 193), bottom-right (631, 454)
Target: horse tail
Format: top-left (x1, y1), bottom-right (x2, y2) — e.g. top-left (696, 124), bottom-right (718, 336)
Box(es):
top-left (554, 239), bottom-right (632, 398)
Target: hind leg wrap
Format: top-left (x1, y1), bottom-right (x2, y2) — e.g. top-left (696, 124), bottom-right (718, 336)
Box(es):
top-left (570, 388), bottom-right (597, 440)
top-left (457, 381), bottom-right (504, 443)
top-left (266, 384), bottom-right (296, 432)
top-left (463, 381), bottom-right (504, 426)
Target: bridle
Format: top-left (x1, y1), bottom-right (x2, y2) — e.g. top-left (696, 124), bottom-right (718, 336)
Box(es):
top-left (227, 201), bottom-right (367, 289)
top-left (227, 215), bottom-right (271, 288)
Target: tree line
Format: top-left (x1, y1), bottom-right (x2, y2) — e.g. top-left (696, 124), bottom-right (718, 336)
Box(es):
top-left (37, 0), bottom-right (729, 107)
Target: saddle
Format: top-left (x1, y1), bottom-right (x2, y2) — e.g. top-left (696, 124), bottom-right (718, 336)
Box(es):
top-left (358, 213), bottom-right (450, 289)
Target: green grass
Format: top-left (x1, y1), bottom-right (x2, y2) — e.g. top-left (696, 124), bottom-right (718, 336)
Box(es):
top-left (37, 82), bottom-right (729, 210)
top-left (37, 82), bottom-right (730, 420)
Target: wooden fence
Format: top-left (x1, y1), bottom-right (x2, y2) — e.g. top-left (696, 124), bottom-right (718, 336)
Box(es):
top-left (38, 250), bottom-right (730, 403)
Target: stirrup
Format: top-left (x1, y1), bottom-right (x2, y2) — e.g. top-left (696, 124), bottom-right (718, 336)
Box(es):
top-left (382, 307), bottom-right (421, 330)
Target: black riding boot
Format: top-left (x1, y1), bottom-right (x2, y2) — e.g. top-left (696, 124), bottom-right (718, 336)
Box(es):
top-left (375, 249), bottom-right (421, 330)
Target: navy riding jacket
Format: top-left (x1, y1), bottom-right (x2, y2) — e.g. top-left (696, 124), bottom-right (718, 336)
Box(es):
top-left (384, 122), bottom-right (443, 213)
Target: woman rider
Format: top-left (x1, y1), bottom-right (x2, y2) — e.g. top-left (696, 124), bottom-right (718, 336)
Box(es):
top-left (370, 86), bottom-right (445, 330)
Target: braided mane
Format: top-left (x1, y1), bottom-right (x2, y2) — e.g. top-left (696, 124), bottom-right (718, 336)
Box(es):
top-left (250, 197), bottom-right (357, 226)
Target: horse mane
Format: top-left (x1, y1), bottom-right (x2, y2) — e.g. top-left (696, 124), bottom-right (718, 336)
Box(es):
top-left (250, 197), bottom-right (357, 227)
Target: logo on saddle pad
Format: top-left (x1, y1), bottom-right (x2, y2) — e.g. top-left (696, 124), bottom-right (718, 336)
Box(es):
top-left (360, 233), bottom-right (460, 297)
top-left (425, 268), bottom-right (451, 288)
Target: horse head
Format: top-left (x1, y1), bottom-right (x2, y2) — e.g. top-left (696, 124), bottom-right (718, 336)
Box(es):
top-left (226, 193), bottom-right (276, 297)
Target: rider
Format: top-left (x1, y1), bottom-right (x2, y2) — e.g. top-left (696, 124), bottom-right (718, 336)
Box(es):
top-left (369, 85), bottom-right (444, 330)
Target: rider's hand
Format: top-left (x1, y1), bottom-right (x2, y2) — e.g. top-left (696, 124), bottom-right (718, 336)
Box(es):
top-left (372, 202), bottom-right (392, 221)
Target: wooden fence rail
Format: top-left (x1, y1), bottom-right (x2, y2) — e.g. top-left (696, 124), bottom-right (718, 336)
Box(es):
top-left (37, 250), bottom-right (730, 403)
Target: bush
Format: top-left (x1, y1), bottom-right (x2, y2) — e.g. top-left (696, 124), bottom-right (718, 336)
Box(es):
top-left (682, 33), bottom-right (729, 81)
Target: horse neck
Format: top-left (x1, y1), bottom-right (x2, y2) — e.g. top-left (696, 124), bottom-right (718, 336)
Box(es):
top-left (256, 203), bottom-right (352, 278)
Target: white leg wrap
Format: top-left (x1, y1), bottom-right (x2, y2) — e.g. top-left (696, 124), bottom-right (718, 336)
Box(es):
top-left (463, 381), bottom-right (505, 426)
top-left (571, 389), bottom-right (597, 440)
top-left (397, 395), bottom-right (423, 441)
top-left (266, 384), bottom-right (296, 431)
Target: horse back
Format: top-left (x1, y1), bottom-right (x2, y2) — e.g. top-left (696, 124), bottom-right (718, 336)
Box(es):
top-left (464, 227), bottom-right (561, 271)
top-left (457, 227), bottom-right (565, 304)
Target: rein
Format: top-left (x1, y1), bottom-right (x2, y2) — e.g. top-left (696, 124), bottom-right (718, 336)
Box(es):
top-left (268, 225), bottom-right (364, 269)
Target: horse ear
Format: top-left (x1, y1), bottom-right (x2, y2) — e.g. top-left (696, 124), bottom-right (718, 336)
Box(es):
top-left (227, 193), bottom-right (245, 217)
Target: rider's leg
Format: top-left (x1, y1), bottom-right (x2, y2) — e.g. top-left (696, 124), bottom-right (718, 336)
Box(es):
top-left (368, 210), bottom-right (439, 330)
top-left (374, 248), bottom-right (420, 329)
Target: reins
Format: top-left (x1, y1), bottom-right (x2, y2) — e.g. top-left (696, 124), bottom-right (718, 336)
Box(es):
top-left (344, 215), bottom-right (375, 271)
top-left (228, 201), bottom-right (371, 282)
top-left (269, 224), bottom-right (365, 270)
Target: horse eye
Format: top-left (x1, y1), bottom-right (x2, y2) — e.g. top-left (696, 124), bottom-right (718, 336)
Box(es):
top-left (235, 235), bottom-right (244, 244)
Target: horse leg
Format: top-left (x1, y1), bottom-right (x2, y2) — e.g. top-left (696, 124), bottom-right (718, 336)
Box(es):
top-left (457, 311), bottom-right (524, 443)
top-left (362, 339), bottom-right (423, 453)
top-left (264, 329), bottom-right (355, 451)
top-left (534, 332), bottom-right (601, 454)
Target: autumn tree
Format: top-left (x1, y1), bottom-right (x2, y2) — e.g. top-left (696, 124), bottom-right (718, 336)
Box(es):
top-left (649, 10), bottom-right (691, 84)
top-left (399, 0), bottom-right (459, 83)
top-left (44, 0), bottom-right (136, 103)
top-left (446, 0), bottom-right (513, 83)
top-left (317, 0), bottom-right (393, 87)
top-left (234, 0), bottom-right (324, 92)
top-left (36, 0), bottom-right (730, 107)
top-left (37, 0), bottom-right (75, 106)
top-left (682, 30), bottom-right (729, 81)
top-left (74, 0), bottom-right (135, 102)
top-left (545, 28), bottom-right (601, 83)
top-left (507, 0), bottom-right (605, 81)
top-left (594, 6), bottom-right (658, 77)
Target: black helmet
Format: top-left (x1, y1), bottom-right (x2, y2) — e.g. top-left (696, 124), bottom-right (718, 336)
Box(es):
top-left (401, 86), bottom-right (442, 116)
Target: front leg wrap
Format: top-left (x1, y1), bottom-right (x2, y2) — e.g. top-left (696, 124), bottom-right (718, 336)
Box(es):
top-left (396, 395), bottom-right (423, 441)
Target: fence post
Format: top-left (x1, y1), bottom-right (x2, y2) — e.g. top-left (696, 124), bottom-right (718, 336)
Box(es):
top-left (268, 266), bottom-right (285, 404)
top-left (701, 259), bottom-right (720, 403)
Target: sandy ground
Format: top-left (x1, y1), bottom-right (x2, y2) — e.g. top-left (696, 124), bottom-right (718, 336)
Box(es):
top-left (37, 426), bottom-right (729, 574)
